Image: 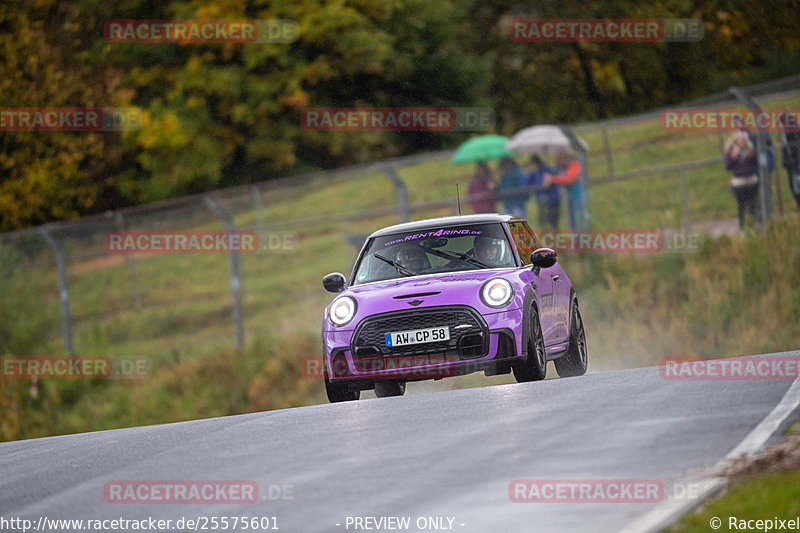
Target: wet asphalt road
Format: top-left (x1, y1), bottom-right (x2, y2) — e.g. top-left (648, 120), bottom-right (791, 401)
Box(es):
top-left (1, 352), bottom-right (798, 533)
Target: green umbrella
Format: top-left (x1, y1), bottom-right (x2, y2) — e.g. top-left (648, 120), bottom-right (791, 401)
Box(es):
top-left (451, 135), bottom-right (513, 163)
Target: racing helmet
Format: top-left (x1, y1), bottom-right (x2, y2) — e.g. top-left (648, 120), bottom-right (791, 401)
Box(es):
top-left (394, 244), bottom-right (429, 272)
top-left (474, 235), bottom-right (505, 265)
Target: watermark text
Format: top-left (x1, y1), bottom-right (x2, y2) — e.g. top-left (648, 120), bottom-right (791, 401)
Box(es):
top-left (301, 107), bottom-right (495, 131)
top-left (104, 19), bottom-right (298, 43)
top-left (510, 18), bottom-right (703, 42)
top-left (661, 356), bottom-right (800, 380)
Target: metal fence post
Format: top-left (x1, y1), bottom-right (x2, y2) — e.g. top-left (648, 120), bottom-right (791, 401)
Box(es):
top-left (772, 160), bottom-right (784, 216)
top-left (381, 162), bottom-right (409, 222)
top-left (38, 226), bottom-right (74, 356)
top-left (204, 197), bottom-right (245, 352)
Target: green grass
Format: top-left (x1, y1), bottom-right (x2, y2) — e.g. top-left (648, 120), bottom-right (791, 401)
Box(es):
top-left (2, 92), bottom-right (800, 441)
top-left (667, 470), bottom-right (800, 532)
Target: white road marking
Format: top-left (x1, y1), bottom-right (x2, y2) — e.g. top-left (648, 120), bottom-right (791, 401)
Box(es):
top-left (619, 374), bottom-right (800, 533)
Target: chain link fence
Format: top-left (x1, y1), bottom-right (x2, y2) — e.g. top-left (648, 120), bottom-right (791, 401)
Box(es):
top-left (1, 75), bottom-right (799, 360)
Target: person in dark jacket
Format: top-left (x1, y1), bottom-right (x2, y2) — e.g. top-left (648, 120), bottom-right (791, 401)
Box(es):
top-left (524, 155), bottom-right (561, 229)
top-left (724, 131), bottom-right (760, 229)
top-left (779, 113), bottom-right (800, 211)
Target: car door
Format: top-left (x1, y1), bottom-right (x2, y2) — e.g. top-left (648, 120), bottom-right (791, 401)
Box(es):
top-left (507, 222), bottom-right (558, 346)
top-left (548, 261), bottom-right (570, 344)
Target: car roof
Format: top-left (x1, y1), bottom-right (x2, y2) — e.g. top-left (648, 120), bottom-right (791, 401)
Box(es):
top-left (369, 213), bottom-right (524, 238)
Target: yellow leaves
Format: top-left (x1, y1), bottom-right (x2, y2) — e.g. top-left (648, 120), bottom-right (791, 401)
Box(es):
top-left (231, 103), bottom-right (248, 122)
top-left (0, 156), bottom-right (95, 230)
top-left (280, 89), bottom-right (309, 109)
top-left (195, 5), bottom-right (227, 19)
top-left (186, 96), bottom-right (204, 109)
top-left (591, 59), bottom-right (625, 93)
top-left (136, 110), bottom-right (189, 150)
top-left (186, 55), bottom-right (204, 72)
top-left (136, 130), bottom-right (160, 151)
top-left (193, 0), bottom-right (248, 19)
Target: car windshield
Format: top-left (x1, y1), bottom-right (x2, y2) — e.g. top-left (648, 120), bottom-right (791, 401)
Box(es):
top-left (352, 223), bottom-right (516, 285)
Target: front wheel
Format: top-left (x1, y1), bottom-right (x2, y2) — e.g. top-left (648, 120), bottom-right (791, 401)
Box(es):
top-left (325, 371), bottom-right (360, 403)
top-left (554, 298), bottom-right (588, 377)
top-left (513, 305), bottom-right (547, 383)
top-left (374, 381), bottom-right (406, 397)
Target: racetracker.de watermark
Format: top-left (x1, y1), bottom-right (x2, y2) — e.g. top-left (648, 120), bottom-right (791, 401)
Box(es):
top-left (509, 479), bottom-right (663, 503)
top-left (538, 230), bottom-right (701, 253)
top-left (104, 19), bottom-right (298, 43)
top-left (104, 231), bottom-right (297, 254)
top-left (105, 481), bottom-right (272, 504)
top-left (660, 356), bottom-right (800, 380)
top-left (0, 107), bottom-right (142, 131)
top-left (509, 18), bottom-right (703, 42)
top-left (661, 108), bottom-right (800, 132)
top-left (1, 356), bottom-right (150, 379)
top-left (304, 355), bottom-right (459, 380)
top-left (301, 107), bottom-right (495, 131)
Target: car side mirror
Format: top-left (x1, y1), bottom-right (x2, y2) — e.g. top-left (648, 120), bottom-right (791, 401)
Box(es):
top-left (323, 272), bottom-right (347, 293)
top-left (530, 248), bottom-right (558, 271)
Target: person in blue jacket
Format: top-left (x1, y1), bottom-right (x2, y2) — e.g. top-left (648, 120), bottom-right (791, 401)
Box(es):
top-left (498, 157), bottom-right (528, 218)
top-left (524, 154), bottom-right (561, 229)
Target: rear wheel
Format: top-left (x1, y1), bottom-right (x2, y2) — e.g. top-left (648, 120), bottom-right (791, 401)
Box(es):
top-left (374, 381), bottom-right (406, 397)
top-left (325, 371), bottom-right (360, 402)
top-left (555, 298), bottom-right (588, 377)
top-left (513, 305), bottom-right (547, 382)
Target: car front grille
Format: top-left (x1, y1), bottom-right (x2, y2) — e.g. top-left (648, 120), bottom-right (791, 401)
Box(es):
top-left (352, 305), bottom-right (488, 359)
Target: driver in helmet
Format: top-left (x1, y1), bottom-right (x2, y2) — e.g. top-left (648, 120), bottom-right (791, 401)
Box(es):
top-left (473, 235), bottom-right (504, 266)
top-left (395, 245), bottom-right (429, 273)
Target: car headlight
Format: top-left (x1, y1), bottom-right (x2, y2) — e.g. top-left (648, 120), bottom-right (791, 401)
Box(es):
top-left (480, 278), bottom-right (514, 308)
top-left (329, 296), bottom-right (357, 326)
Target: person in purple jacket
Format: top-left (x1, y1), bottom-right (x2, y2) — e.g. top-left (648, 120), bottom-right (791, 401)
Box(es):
top-left (467, 161), bottom-right (497, 214)
top-left (724, 131), bottom-right (760, 229)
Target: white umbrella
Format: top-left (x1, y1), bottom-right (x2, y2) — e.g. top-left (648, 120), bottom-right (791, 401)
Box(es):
top-left (506, 125), bottom-right (588, 154)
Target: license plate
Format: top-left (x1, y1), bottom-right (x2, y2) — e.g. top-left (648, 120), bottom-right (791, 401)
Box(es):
top-left (385, 326), bottom-right (450, 347)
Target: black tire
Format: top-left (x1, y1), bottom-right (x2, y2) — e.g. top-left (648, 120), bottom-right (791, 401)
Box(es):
top-left (374, 381), bottom-right (406, 398)
top-left (555, 298), bottom-right (588, 377)
top-left (325, 371), bottom-right (360, 403)
top-left (513, 305), bottom-right (547, 382)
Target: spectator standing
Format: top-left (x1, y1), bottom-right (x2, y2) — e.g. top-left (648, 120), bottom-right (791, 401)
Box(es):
top-left (724, 131), bottom-right (760, 229)
top-left (467, 161), bottom-right (497, 213)
top-left (498, 157), bottom-right (528, 218)
top-left (524, 155), bottom-right (561, 229)
top-left (744, 129), bottom-right (775, 172)
top-left (779, 114), bottom-right (800, 211)
top-left (545, 151), bottom-right (584, 229)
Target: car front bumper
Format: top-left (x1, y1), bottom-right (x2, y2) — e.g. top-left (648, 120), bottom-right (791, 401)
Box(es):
top-left (322, 306), bottom-right (525, 384)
